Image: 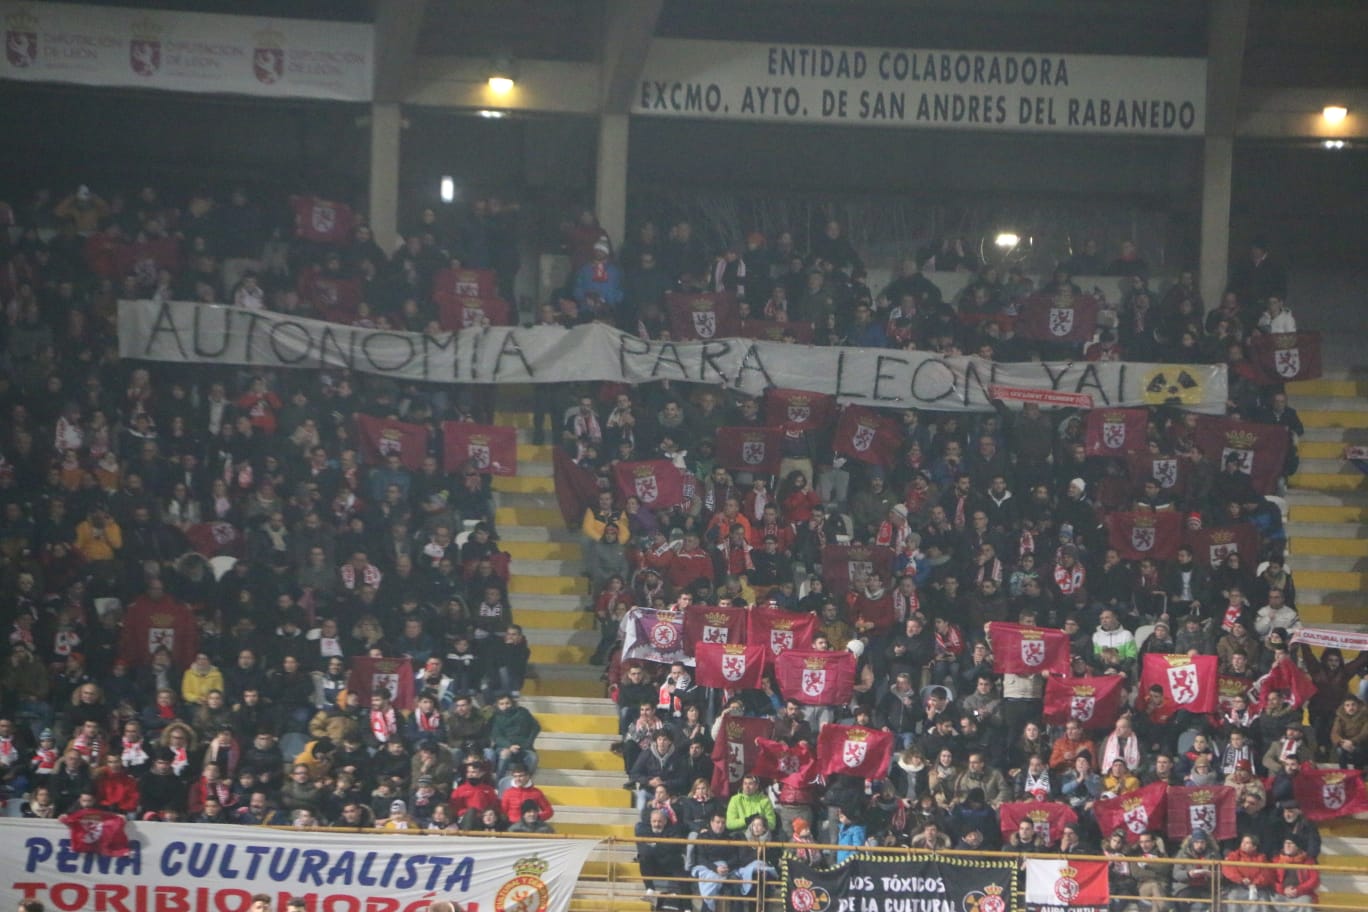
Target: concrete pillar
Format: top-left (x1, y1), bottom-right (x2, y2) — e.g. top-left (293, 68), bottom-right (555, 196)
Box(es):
top-left (595, 113), bottom-right (629, 248)
top-left (369, 102), bottom-right (403, 255)
top-left (1199, 135), bottom-right (1234, 309)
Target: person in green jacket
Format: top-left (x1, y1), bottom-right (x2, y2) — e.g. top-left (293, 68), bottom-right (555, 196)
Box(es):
top-left (725, 773), bottom-right (777, 834)
top-left (489, 693), bottom-right (540, 777)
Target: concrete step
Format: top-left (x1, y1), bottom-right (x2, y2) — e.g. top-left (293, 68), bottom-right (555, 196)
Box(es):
top-left (503, 540), bottom-right (583, 560)
top-left (1290, 472), bottom-right (1368, 492)
top-left (494, 411), bottom-right (537, 429)
top-left (1286, 522), bottom-right (1368, 539)
top-left (537, 713), bottom-right (618, 736)
top-left (497, 504), bottom-right (566, 527)
top-left (513, 593), bottom-right (587, 612)
top-left (1299, 603), bottom-right (1368, 624)
top-left (536, 748), bottom-right (624, 772)
top-left (535, 767), bottom-right (632, 788)
top-left (523, 627), bottom-right (597, 650)
top-left (554, 807), bottom-right (640, 826)
top-left (517, 443), bottom-right (556, 462)
top-left (1294, 537), bottom-right (1368, 557)
top-left (1294, 569), bottom-right (1368, 590)
top-left (1302, 426), bottom-right (1368, 444)
top-left (511, 574), bottom-right (589, 596)
top-left (494, 474), bottom-right (556, 494)
top-left (1292, 554), bottom-right (1368, 572)
top-left (1302, 440), bottom-right (1358, 458)
top-left (1301, 411), bottom-right (1368, 430)
top-left (498, 524), bottom-right (577, 543)
top-left (511, 557), bottom-right (586, 576)
top-left (542, 784), bottom-right (633, 808)
top-left (535, 732), bottom-right (616, 751)
top-left (1299, 458), bottom-right (1363, 475)
top-left (519, 695), bottom-right (616, 716)
top-left (1290, 504), bottom-right (1368, 523)
top-left (1289, 378), bottom-right (1368, 398)
top-left (517, 608), bottom-right (595, 632)
top-left (521, 676), bottom-right (603, 698)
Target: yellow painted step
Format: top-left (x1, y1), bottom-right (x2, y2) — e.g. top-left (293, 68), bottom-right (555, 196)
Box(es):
top-left (1296, 570), bottom-right (1368, 591)
top-left (511, 575), bottom-right (588, 596)
top-left (1296, 537), bottom-right (1368, 557)
top-left (1299, 604), bottom-right (1367, 624)
top-left (537, 749), bottom-right (624, 772)
top-left (530, 643), bottom-right (594, 664)
top-left (522, 677), bottom-right (604, 699)
top-left (1291, 505), bottom-right (1368, 523)
top-left (493, 411), bottom-right (536, 429)
top-left (555, 821), bottom-right (636, 838)
top-left (515, 608), bottom-right (594, 631)
top-left (537, 713), bottom-right (618, 736)
top-left (504, 540), bottom-right (582, 561)
top-left (497, 505), bottom-right (565, 527)
top-left (541, 784), bottom-right (633, 808)
top-left (1300, 411), bottom-right (1368, 429)
top-left (1302, 441), bottom-right (1356, 459)
top-left (1319, 893), bottom-right (1368, 910)
top-left (582, 860), bottom-right (641, 878)
top-left (570, 899), bottom-right (648, 912)
top-left (1289, 379), bottom-right (1368, 398)
top-left (1290, 473), bottom-right (1368, 492)
top-left (517, 443), bottom-right (555, 462)
top-left (494, 475), bottom-right (556, 494)
top-left (1319, 815), bottom-right (1368, 837)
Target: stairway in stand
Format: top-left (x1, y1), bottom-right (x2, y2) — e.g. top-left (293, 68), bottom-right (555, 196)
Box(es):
top-left (491, 407), bottom-right (649, 911)
top-left (1285, 371), bottom-right (1368, 905)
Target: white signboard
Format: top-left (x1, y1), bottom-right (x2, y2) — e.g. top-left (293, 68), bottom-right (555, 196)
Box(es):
top-left (1, 819), bottom-right (598, 912)
top-left (1, 1), bottom-right (372, 101)
top-left (119, 300), bottom-right (1230, 414)
top-left (634, 38), bottom-right (1206, 136)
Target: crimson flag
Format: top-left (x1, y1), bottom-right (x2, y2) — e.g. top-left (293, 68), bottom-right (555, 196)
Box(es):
top-left (1218, 675), bottom-right (1252, 712)
top-left (355, 414), bottom-right (428, 470)
top-left (711, 715), bottom-right (774, 797)
top-left (1183, 523), bottom-right (1261, 571)
top-left (998, 801), bottom-right (1078, 844)
top-left (347, 656), bottom-right (416, 711)
top-left (442, 422), bottom-right (518, 476)
top-left (747, 606), bottom-right (817, 664)
top-left (1015, 292), bottom-right (1100, 344)
top-left (1127, 453), bottom-right (1188, 499)
top-left (666, 291), bottom-right (741, 341)
top-left (1292, 767), bottom-right (1368, 822)
top-left (1024, 859), bottom-right (1109, 909)
top-left (832, 406), bottom-right (902, 469)
top-left (816, 724), bottom-right (894, 780)
top-left (764, 388), bottom-right (835, 431)
top-left (1194, 416), bottom-right (1290, 496)
top-left (1093, 782), bottom-right (1168, 843)
top-left (775, 649), bottom-right (857, 706)
top-left (552, 448), bottom-right (602, 529)
top-left (1105, 511), bottom-right (1184, 561)
top-left (1166, 786), bottom-right (1236, 841)
top-left (738, 319), bottom-right (815, 344)
top-left (1140, 654), bottom-right (1218, 716)
top-left (820, 544), bottom-right (895, 591)
top-left (184, 522), bottom-right (244, 560)
top-left (114, 237), bottom-right (181, 285)
top-left (753, 737), bottom-right (818, 786)
top-left (683, 604), bottom-right (748, 655)
top-left (435, 294), bottom-right (512, 330)
top-left (291, 195), bottom-right (355, 244)
top-left (61, 810), bottom-right (132, 857)
top-left (1043, 675), bottom-right (1126, 730)
top-left (613, 459), bottom-right (686, 509)
top-left (298, 270), bottom-right (362, 321)
top-left (989, 622), bottom-right (1071, 675)
top-left (695, 643), bottom-right (767, 690)
top-left (1253, 654), bottom-right (1317, 712)
top-left (1085, 408), bottom-right (1149, 456)
top-left (432, 267), bottom-right (499, 300)
top-left (715, 426), bottom-right (784, 475)
top-left (1250, 331), bottom-right (1323, 383)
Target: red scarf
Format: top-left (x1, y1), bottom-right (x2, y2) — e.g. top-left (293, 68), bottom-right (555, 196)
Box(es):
top-left (894, 588), bottom-right (920, 625)
top-left (171, 746), bottom-right (188, 775)
top-left (1054, 564), bottom-right (1085, 595)
top-left (415, 710), bottom-right (441, 732)
top-left (371, 708), bottom-right (396, 742)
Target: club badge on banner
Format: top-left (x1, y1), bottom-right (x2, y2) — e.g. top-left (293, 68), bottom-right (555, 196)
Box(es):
top-left (764, 387), bottom-right (836, 429)
top-left (783, 854), bottom-right (1016, 912)
top-left (1194, 416), bottom-right (1290, 495)
top-left (432, 267), bottom-right (500, 301)
top-left (816, 724), bottom-right (893, 779)
top-left (292, 196), bottom-right (355, 244)
top-left (1015, 293), bottom-right (1100, 344)
top-left (753, 737), bottom-right (818, 786)
top-left (347, 656), bottom-right (415, 710)
top-left (1250, 331), bottom-right (1322, 383)
top-left (622, 607), bottom-right (690, 666)
top-left (682, 604), bottom-right (748, 654)
top-left (694, 642), bottom-right (765, 689)
top-left (714, 426), bottom-right (784, 475)
top-left (612, 459), bottom-right (687, 509)
top-left (820, 543), bottom-right (894, 590)
top-left (1183, 522), bottom-right (1260, 571)
top-left (998, 802), bottom-right (1079, 844)
top-left (748, 606), bottom-right (817, 664)
top-left (1140, 654), bottom-right (1218, 716)
top-left (1042, 675), bottom-right (1125, 729)
top-left (989, 622), bottom-right (1071, 675)
top-left (442, 422), bottom-right (518, 476)
top-left (1084, 407), bottom-right (1149, 456)
top-left (774, 649), bottom-right (857, 706)
top-left (1166, 786), bottom-right (1236, 840)
top-left (1105, 510), bottom-right (1183, 561)
top-left (832, 405), bottom-right (901, 468)
top-left (354, 414), bottom-right (429, 470)
top-left (1024, 857), bottom-right (1110, 912)
top-left (711, 715), bottom-right (774, 797)
top-left (1291, 767), bottom-right (1368, 821)
top-left (1127, 452), bottom-right (1188, 498)
top-left (0, 819), bottom-right (598, 912)
top-left (665, 291), bottom-right (741, 341)
top-left (1093, 782), bottom-right (1168, 843)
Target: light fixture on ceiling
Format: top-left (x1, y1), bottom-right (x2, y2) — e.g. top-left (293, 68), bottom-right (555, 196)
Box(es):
top-left (1322, 139), bottom-right (1346, 150)
top-left (1322, 105), bottom-right (1348, 125)
top-left (439, 176), bottom-right (455, 204)
top-left (488, 55), bottom-right (516, 95)
top-left (994, 232), bottom-right (1020, 249)
top-left (477, 109), bottom-right (506, 119)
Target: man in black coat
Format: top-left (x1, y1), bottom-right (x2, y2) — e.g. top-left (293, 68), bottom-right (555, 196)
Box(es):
top-left (635, 807), bottom-right (688, 911)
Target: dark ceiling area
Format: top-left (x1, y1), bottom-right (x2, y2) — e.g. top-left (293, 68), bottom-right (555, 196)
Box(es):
top-left (415, 0), bottom-right (604, 61)
top-left (1242, 0), bottom-right (1368, 87)
top-left (50, 0), bottom-right (376, 21)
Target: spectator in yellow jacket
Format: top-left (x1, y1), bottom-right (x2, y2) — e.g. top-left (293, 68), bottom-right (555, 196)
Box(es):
top-left (181, 653), bottom-right (225, 705)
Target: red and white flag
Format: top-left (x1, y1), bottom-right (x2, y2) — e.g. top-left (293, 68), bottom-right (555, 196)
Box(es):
top-left (816, 724), bottom-right (894, 780)
top-left (666, 291), bottom-right (741, 340)
top-left (747, 606), bottom-right (817, 665)
top-left (764, 388), bottom-right (835, 431)
top-left (297, 270), bottom-right (362, 320)
top-left (1250, 331), bottom-right (1322, 383)
top-left (1043, 675), bottom-right (1125, 730)
top-left (820, 543), bottom-right (894, 591)
top-left (61, 810), bottom-right (132, 857)
top-left (442, 422), bottom-right (518, 476)
top-left (1253, 654), bottom-right (1318, 712)
top-left (292, 196), bottom-right (355, 244)
top-left (432, 267), bottom-right (499, 300)
top-left (435, 294), bottom-right (512, 330)
top-left (1183, 523), bottom-right (1260, 571)
top-left (114, 237), bottom-right (181, 285)
top-left (612, 460), bottom-right (686, 509)
top-left (1105, 511), bottom-right (1184, 561)
top-left (347, 656), bottom-right (416, 711)
top-left (737, 319), bottom-right (814, 344)
top-left (990, 622), bottom-right (1071, 675)
top-left (1194, 416), bottom-right (1291, 496)
top-left (355, 414), bottom-right (428, 470)
top-left (715, 426), bottom-right (783, 475)
top-left (1093, 782), bottom-right (1168, 843)
top-left (711, 715), bottom-right (774, 797)
top-left (1166, 785), bottom-right (1236, 840)
top-left (832, 406), bottom-right (902, 468)
top-left (1015, 293), bottom-right (1100, 344)
top-left (753, 737), bottom-right (818, 786)
top-left (1024, 858), bottom-right (1109, 909)
top-left (625, 609), bottom-right (688, 665)
top-left (1000, 802), bottom-right (1080, 845)
top-left (1085, 408), bottom-right (1149, 456)
top-left (775, 649), bottom-right (857, 706)
top-left (1127, 453), bottom-right (1188, 499)
top-left (1140, 654), bottom-right (1218, 715)
top-left (695, 643), bottom-right (766, 690)
top-left (1292, 767), bottom-right (1368, 822)
top-left (682, 604), bottom-right (748, 654)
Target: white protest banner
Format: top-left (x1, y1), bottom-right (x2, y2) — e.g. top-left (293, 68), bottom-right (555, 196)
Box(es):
top-left (2, 819), bottom-right (598, 912)
top-left (1, 1), bottom-right (372, 101)
top-left (119, 300), bottom-right (1229, 414)
top-left (634, 38), bottom-right (1206, 136)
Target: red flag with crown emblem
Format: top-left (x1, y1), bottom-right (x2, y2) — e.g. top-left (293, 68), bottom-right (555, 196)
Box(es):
top-left (297, 268), bottom-right (362, 321)
top-left (695, 643), bottom-right (767, 690)
top-left (355, 414), bottom-right (428, 470)
top-left (775, 649), bottom-right (857, 706)
top-left (711, 715), bottom-right (774, 797)
top-left (1043, 674), bottom-right (1125, 730)
top-left (1141, 654), bottom-right (1218, 716)
top-left (999, 801), bottom-right (1079, 844)
top-left (747, 606), bottom-right (817, 667)
top-left (1127, 453), bottom-right (1189, 499)
top-left (666, 291), bottom-right (741, 341)
top-left (292, 195), bottom-right (355, 244)
top-left (347, 656), bottom-right (416, 710)
top-left (1183, 522), bottom-right (1260, 571)
top-left (683, 604), bottom-right (748, 655)
top-left (989, 622), bottom-right (1071, 675)
top-left (61, 810), bottom-right (132, 857)
top-left (1194, 416), bottom-right (1290, 496)
top-left (433, 267), bottom-right (499, 300)
top-left (1093, 782), bottom-right (1168, 843)
top-left (1085, 408), bottom-right (1149, 456)
top-left (1292, 767), bottom-right (1368, 821)
top-left (764, 388), bottom-right (835, 431)
top-left (817, 724), bottom-right (894, 779)
top-left (753, 737), bottom-right (818, 786)
top-left (820, 543), bottom-right (895, 591)
top-left (1015, 292), bottom-right (1100, 344)
top-left (1105, 511), bottom-right (1184, 561)
top-left (1250, 331), bottom-right (1322, 384)
top-left (435, 294), bottom-right (512, 330)
top-left (442, 421), bottom-right (518, 476)
top-left (613, 459), bottom-right (686, 509)
top-left (832, 406), bottom-right (902, 469)
top-left (715, 426), bottom-right (783, 475)
top-left (1166, 786), bottom-right (1236, 840)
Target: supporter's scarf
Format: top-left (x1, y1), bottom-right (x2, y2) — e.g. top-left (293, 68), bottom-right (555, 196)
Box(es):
top-left (415, 710), bottom-right (441, 732)
top-left (171, 747), bottom-right (188, 775)
top-left (371, 708), bottom-right (397, 742)
top-left (0, 737), bottom-right (15, 765)
top-left (121, 738), bottom-right (148, 768)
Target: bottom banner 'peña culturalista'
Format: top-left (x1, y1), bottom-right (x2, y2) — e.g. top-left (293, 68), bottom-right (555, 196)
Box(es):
top-left (783, 853), bottom-right (1016, 912)
top-left (0, 820), bottom-right (599, 912)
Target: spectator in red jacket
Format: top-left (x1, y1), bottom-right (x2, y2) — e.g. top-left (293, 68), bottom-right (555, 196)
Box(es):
top-left (1272, 836), bottom-right (1320, 906)
top-left (93, 753), bottom-right (140, 814)
top-left (498, 764), bottom-right (554, 823)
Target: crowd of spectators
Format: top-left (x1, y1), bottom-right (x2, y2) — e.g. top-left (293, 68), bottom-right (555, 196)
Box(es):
top-left (0, 176), bottom-right (1351, 912)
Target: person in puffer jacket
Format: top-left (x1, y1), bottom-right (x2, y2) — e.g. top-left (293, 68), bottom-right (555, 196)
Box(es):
top-left (1330, 695), bottom-right (1368, 768)
top-left (1172, 829), bottom-right (1221, 912)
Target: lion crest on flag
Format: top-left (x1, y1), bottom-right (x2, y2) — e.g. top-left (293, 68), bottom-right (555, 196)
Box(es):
top-left (1167, 663), bottom-right (1200, 704)
top-left (1048, 307), bottom-right (1075, 336)
top-left (801, 668), bottom-right (827, 698)
top-left (721, 652), bottom-right (747, 682)
top-left (1021, 638), bottom-right (1046, 667)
